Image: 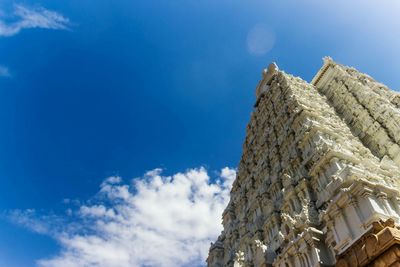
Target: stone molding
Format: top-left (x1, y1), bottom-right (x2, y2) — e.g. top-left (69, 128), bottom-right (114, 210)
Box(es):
top-left (336, 219), bottom-right (400, 267)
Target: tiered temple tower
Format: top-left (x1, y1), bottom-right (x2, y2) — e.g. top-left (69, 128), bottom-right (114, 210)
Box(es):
top-left (207, 58), bottom-right (400, 267)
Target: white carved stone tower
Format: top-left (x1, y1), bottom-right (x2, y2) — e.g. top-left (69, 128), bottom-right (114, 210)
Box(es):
top-left (207, 58), bottom-right (400, 267)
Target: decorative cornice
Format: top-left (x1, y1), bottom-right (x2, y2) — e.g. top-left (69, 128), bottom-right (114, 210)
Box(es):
top-left (336, 219), bottom-right (400, 267)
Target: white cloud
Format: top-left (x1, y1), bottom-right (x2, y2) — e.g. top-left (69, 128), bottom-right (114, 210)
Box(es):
top-left (0, 4), bottom-right (69, 37)
top-left (246, 24), bottom-right (275, 56)
top-left (8, 209), bottom-right (69, 235)
top-left (0, 65), bottom-right (10, 77)
top-left (10, 167), bottom-right (235, 267)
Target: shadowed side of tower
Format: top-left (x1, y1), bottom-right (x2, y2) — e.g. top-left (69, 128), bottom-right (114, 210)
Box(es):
top-left (207, 59), bottom-right (400, 267)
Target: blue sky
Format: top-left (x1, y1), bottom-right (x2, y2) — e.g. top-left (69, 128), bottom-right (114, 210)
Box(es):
top-left (0, 0), bottom-right (399, 266)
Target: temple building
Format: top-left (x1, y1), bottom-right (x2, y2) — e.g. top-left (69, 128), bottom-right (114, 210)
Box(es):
top-left (207, 58), bottom-right (400, 267)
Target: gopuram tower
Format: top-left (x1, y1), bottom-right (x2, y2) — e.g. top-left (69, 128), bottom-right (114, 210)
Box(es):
top-left (207, 58), bottom-right (400, 267)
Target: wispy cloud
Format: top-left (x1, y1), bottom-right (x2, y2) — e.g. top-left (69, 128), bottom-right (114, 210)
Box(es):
top-left (0, 4), bottom-right (69, 37)
top-left (0, 65), bottom-right (10, 77)
top-left (8, 209), bottom-right (68, 235)
top-left (9, 167), bottom-right (236, 267)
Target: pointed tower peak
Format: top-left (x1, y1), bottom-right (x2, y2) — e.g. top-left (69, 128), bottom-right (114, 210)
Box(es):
top-left (256, 62), bottom-right (279, 100)
top-left (262, 62), bottom-right (279, 79)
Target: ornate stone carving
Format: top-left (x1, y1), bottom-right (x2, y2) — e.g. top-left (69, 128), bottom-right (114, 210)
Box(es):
top-left (207, 58), bottom-right (400, 267)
